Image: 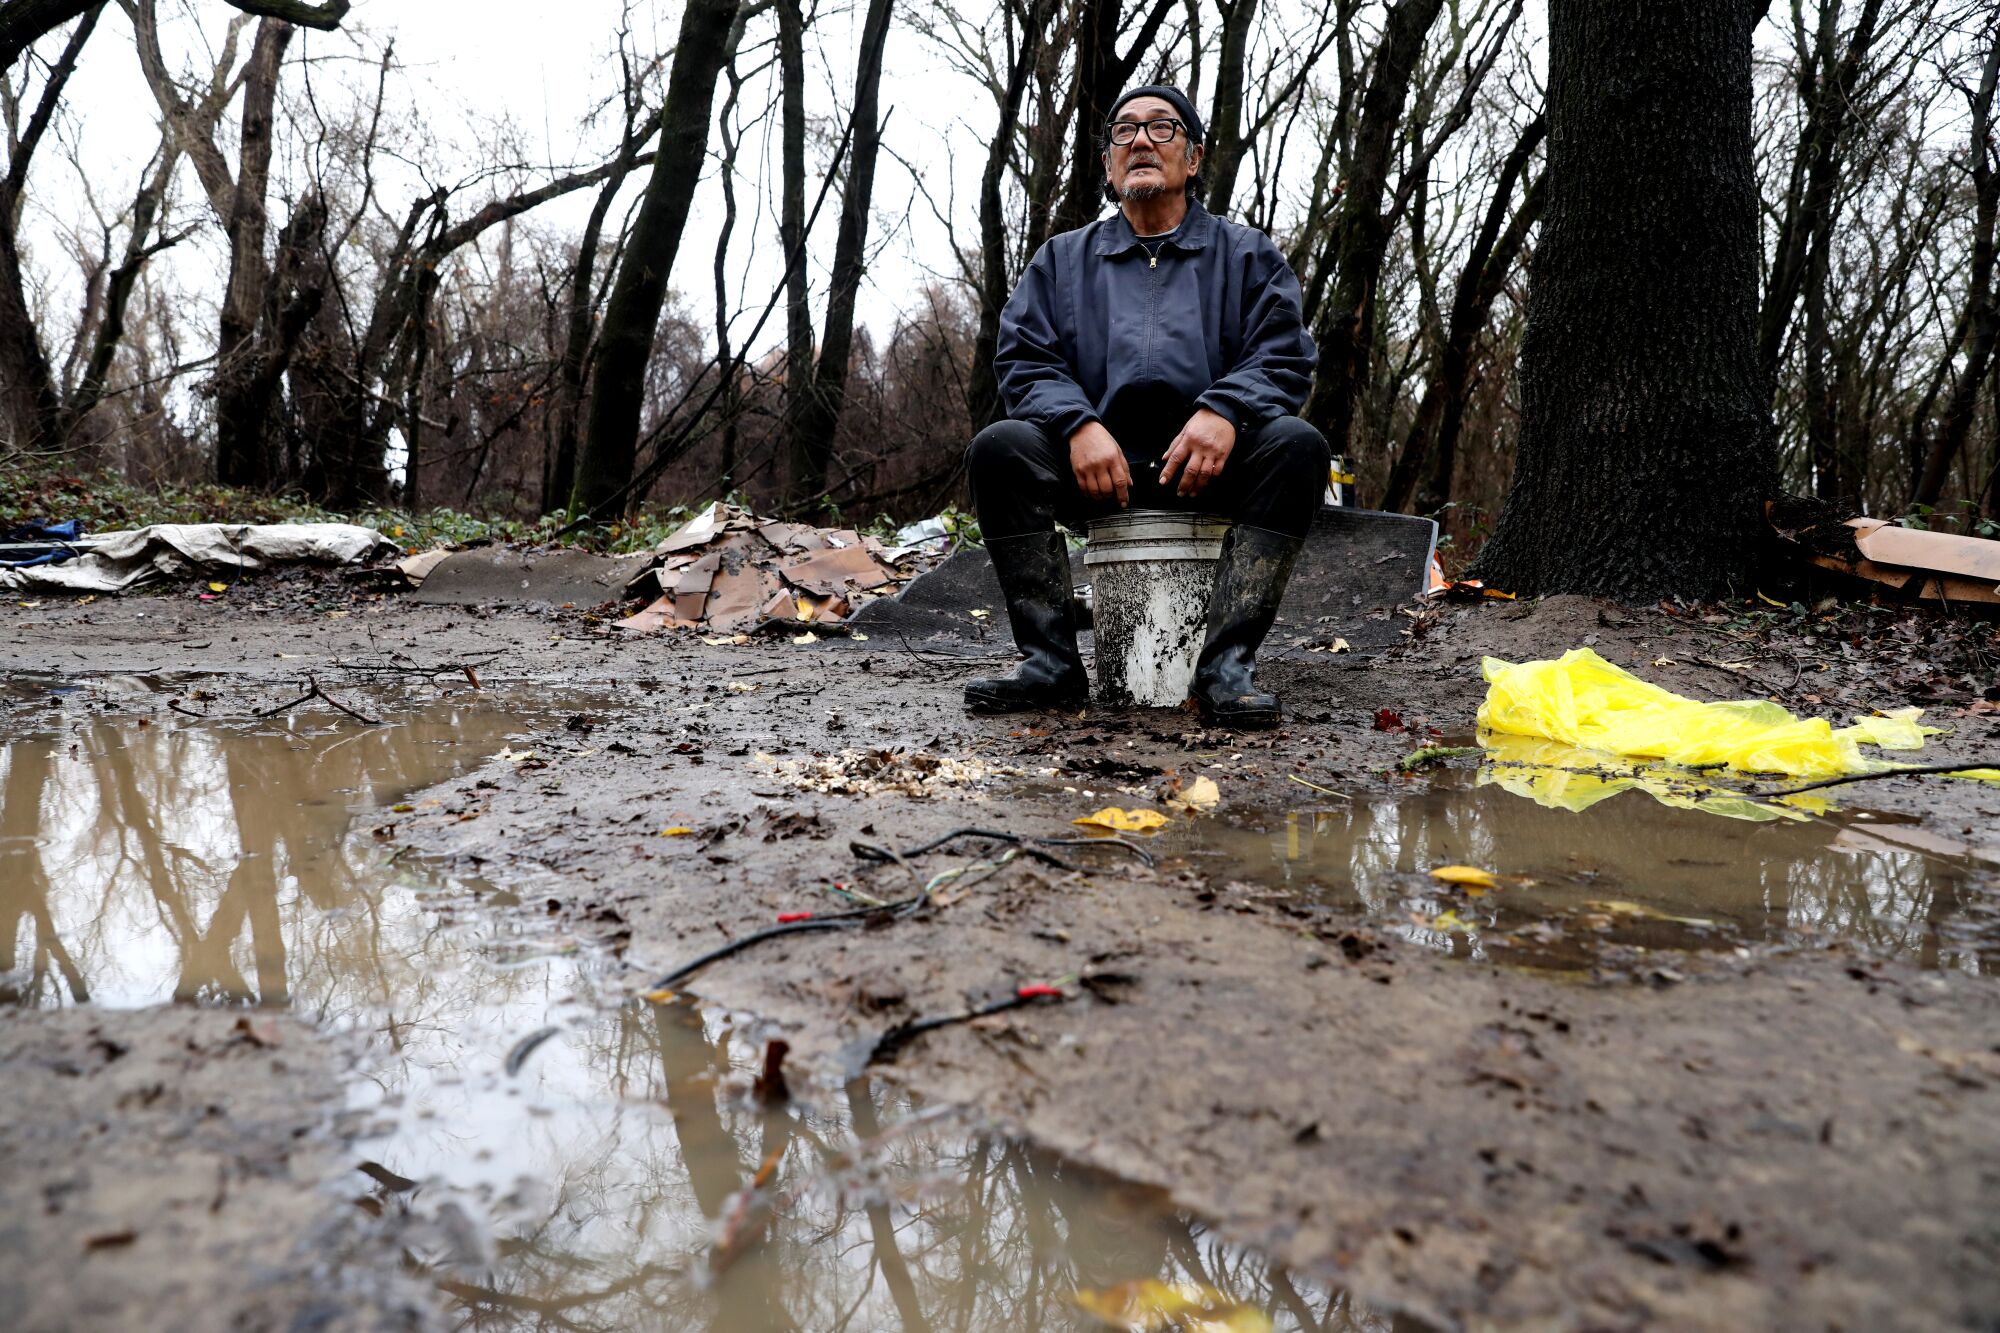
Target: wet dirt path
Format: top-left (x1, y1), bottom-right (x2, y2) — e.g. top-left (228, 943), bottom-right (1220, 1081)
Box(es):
top-left (4, 590), bottom-right (1999, 1329)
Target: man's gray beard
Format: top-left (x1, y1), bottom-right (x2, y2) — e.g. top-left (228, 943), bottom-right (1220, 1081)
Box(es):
top-left (1120, 181), bottom-right (1168, 203)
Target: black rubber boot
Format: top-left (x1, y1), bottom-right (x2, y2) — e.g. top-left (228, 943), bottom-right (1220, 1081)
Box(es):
top-left (1191, 525), bottom-right (1304, 729)
top-left (964, 531), bottom-right (1090, 713)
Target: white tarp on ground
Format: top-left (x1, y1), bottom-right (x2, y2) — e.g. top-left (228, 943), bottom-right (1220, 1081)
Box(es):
top-left (0, 523), bottom-right (397, 593)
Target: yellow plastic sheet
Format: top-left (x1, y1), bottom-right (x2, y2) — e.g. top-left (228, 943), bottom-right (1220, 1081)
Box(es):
top-left (1475, 731), bottom-right (1824, 822)
top-left (1478, 648), bottom-right (1940, 780)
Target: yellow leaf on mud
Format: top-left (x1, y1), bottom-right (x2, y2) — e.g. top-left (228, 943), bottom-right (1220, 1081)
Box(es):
top-left (792, 631), bottom-right (819, 644)
top-left (1165, 775), bottom-right (1220, 814)
top-left (1429, 909), bottom-right (1470, 932)
top-left (1073, 806), bottom-right (1169, 833)
top-left (390, 803), bottom-right (414, 814)
top-left (969, 608), bottom-right (991, 619)
top-left (1429, 864), bottom-right (1497, 888)
top-left (206, 581), bottom-right (227, 593)
top-left (660, 827), bottom-right (694, 836)
top-left (1072, 1278), bottom-right (1273, 1332)
top-left (640, 989), bottom-right (677, 1004)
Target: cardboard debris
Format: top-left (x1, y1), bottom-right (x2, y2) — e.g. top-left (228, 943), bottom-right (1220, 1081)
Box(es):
top-left (615, 503), bottom-right (918, 634)
top-left (1769, 499), bottom-right (2000, 612)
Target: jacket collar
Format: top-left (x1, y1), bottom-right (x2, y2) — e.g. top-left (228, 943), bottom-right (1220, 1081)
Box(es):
top-left (1091, 199), bottom-right (1216, 257)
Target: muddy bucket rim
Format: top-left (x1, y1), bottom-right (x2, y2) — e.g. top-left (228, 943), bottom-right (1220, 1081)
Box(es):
top-left (1083, 510), bottom-right (1231, 567)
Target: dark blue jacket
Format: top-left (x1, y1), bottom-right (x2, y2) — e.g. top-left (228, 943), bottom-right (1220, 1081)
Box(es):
top-left (994, 201), bottom-right (1316, 452)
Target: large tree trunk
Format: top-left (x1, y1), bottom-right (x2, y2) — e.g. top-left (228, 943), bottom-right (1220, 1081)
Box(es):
top-left (1048, 0), bottom-right (1177, 237)
top-left (1298, 0), bottom-right (1445, 455)
top-left (1471, 0), bottom-right (1775, 598)
top-left (785, 0), bottom-right (895, 506)
top-left (212, 17), bottom-right (293, 487)
top-left (568, 0), bottom-right (739, 519)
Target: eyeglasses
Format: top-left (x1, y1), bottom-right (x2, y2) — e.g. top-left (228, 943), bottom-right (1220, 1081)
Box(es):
top-left (1108, 117), bottom-right (1186, 146)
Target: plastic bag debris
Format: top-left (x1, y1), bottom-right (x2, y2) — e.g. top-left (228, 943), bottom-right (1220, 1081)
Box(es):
top-left (1479, 648), bottom-right (1941, 780)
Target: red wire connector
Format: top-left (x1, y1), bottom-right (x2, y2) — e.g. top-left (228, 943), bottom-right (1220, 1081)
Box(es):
top-left (776, 911), bottom-right (814, 924)
top-left (1015, 984), bottom-right (1064, 1000)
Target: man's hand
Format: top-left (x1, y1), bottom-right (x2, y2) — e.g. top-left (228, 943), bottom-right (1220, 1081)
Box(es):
top-left (1069, 421), bottom-right (1131, 506)
top-left (1159, 407), bottom-right (1236, 497)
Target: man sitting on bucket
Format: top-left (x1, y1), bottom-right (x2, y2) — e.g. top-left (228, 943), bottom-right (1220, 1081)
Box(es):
top-left (965, 84), bottom-right (1327, 730)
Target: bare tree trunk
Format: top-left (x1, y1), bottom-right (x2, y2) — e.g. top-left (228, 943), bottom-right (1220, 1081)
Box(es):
top-left (1910, 31), bottom-right (1998, 510)
top-left (1298, 0), bottom-right (1446, 455)
top-left (1381, 115), bottom-right (1544, 513)
top-left (1472, 0), bottom-right (1775, 598)
top-left (776, 0), bottom-right (813, 461)
top-left (1200, 0), bottom-right (1257, 216)
top-left (966, 0), bottom-right (1046, 431)
top-left (212, 17), bottom-right (293, 486)
top-left (569, 0), bottom-right (739, 519)
top-left (0, 5), bottom-right (99, 456)
top-left (1049, 0), bottom-right (1177, 237)
top-left (786, 0), bottom-right (894, 507)
top-left (1, 0), bottom-right (343, 72)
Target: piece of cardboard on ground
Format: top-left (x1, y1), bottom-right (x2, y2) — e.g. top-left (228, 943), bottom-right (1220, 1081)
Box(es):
top-left (613, 502), bottom-right (914, 635)
top-left (408, 547), bottom-right (652, 608)
top-left (1769, 498), bottom-right (2000, 613)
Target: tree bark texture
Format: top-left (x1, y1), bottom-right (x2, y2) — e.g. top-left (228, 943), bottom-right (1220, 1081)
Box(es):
top-left (212, 17), bottom-right (292, 486)
top-left (1049, 0), bottom-right (1176, 237)
top-left (569, 0), bottom-right (739, 519)
top-left (1471, 0), bottom-right (1776, 599)
top-left (1299, 0), bottom-right (1444, 454)
top-left (786, 0), bottom-right (894, 506)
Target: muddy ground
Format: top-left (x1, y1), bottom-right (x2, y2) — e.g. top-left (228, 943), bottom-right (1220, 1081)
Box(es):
top-left (4, 573), bottom-right (2000, 1330)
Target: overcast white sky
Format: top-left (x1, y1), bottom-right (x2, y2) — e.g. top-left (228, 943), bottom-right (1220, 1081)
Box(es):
top-left (30, 0), bottom-right (987, 362)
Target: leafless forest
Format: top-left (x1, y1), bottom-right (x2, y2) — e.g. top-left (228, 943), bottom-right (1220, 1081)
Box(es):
top-left (2, 0), bottom-right (1995, 542)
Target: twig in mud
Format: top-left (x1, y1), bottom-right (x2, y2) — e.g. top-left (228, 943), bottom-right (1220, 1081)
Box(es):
top-left (648, 895), bottom-right (929, 990)
top-left (857, 826), bottom-right (1155, 868)
top-left (865, 984), bottom-right (1068, 1067)
top-left (1751, 762), bottom-right (2000, 799)
top-left (336, 648), bottom-right (509, 683)
top-left (166, 699), bottom-right (209, 719)
top-left (254, 676), bottom-right (382, 724)
top-left (1288, 773), bottom-right (1350, 798)
top-left (504, 1025), bottom-right (562, 1076)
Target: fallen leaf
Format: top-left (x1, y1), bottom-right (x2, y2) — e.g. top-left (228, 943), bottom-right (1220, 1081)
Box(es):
top-left (1430, 864), bottom-right (1497, 888)
top-left (390, 803), bottom-right (415, 814)
top-left (660, 827), bottom-right (694, 837)
top-left (640, 988), bottom-right (677, 1004)
top-left (207, 581), bottom-right (227, 593)
top-left (726, 681), bottom-right (759, 693)
top-left (1165, 775), bottom-right (1220, 814)
top-left (1072, 1278), bottom-right (1272, 1332)
top-left (1073, 806), bottom-right (1169, 833)
top-left (969, 608), bottom-right (991, 619)
top-left (792, 631), bottom-right (819, 645)
top-left (1373, 708), bottom-right (1406, 732)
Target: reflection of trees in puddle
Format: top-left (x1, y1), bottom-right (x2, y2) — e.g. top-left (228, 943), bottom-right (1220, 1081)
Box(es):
top-left (0, 697), bottom-right (548, 1010)
top-left (405, 997), bottom-right (1392, 1333)
top-left (1221, 777), bottom-right (1992, 972)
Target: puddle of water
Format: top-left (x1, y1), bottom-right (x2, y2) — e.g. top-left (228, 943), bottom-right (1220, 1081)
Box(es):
top-left (1176, 762), bottom-right (1999, 972)
top-left (1, 682), bottom-right (1395, 1331)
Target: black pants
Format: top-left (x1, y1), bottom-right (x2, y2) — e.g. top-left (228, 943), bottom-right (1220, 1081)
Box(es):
top-left (967, 415), bottom-right (1330, 541)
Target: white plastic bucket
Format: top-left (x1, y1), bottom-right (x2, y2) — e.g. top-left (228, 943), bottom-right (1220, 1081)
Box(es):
top-left (1084, 510), bottom-right (1229, 706)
